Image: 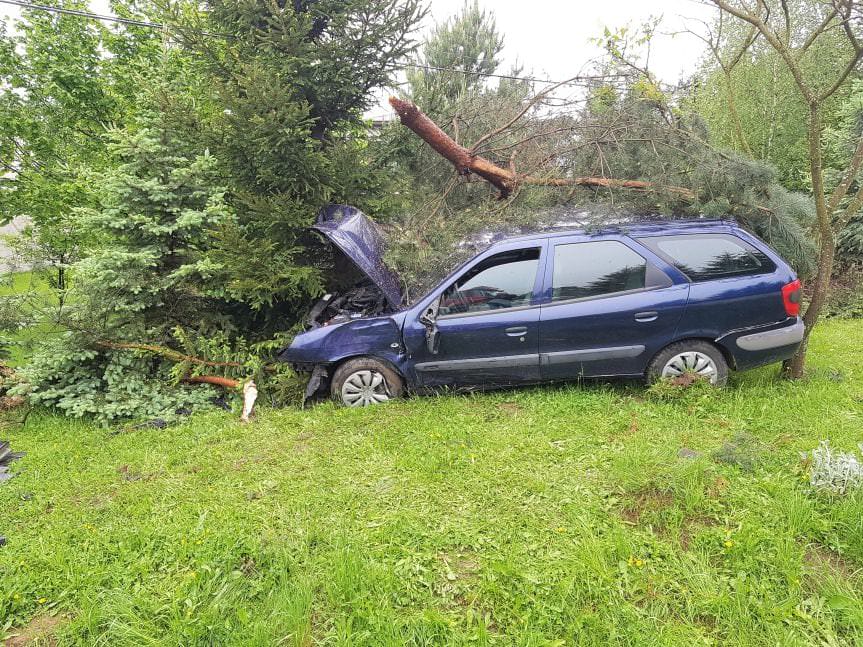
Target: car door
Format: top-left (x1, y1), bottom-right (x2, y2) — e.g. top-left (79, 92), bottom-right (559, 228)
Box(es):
top-left (538, 235), bottom-right (690, 380)
top-left (406, 242), bottom-right (547, 388)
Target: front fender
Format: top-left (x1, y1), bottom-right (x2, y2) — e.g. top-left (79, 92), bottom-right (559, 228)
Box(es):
top-left (279, 315), bottom-right (405, 368)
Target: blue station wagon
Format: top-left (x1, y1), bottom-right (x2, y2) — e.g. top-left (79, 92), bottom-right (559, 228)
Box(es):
top-left (281, 205), bottom-right (805, 406)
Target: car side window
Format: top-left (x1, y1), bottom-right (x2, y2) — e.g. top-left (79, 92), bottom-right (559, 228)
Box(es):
top-left (439, 247), bottom-right (540, 316)
top-left (637, 234), bottom-right (776, 282)
top-left (551, 241), bottom-right (651, 301)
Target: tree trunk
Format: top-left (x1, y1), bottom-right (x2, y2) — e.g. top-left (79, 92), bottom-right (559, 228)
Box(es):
top-left (785, 105), bottom-right (834, 378)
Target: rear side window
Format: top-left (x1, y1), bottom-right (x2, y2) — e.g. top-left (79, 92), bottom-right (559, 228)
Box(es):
top-left (637, 234), bottom-right (775, 282)
top-left (552, 240), bottom-right (651, 301)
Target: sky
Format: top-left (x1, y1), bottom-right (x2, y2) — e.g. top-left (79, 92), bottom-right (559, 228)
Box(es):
top-left (367, 0), bottom-right (717, 119)
top-left (423, 0), bottom-right (714, 83)
top-left (1, 0), bottom-right (717, 119)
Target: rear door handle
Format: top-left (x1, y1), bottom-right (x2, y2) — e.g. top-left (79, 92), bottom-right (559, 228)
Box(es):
top-left (634, 311), bottom-right (659, 323)
top-left (505, 326), bottom-right (528, 337)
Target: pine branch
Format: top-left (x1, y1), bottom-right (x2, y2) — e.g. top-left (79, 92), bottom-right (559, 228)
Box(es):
top-left (389, 97), bottom-right (696, 199)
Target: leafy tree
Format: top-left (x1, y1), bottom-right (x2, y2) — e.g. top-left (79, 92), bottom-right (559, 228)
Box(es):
top-left (704, 0), bottom-right (862, 378)
top-left (686, 0), bottom-right (856, 191)
top-left (0, 2), bottom-right (162, 295)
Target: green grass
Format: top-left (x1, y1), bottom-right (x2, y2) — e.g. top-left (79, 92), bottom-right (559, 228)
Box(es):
top-left (2, 321), bottom-right (863, 645)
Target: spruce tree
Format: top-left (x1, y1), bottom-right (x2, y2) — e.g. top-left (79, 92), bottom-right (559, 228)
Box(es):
top-left (17, 93), bottom-right (238, 423)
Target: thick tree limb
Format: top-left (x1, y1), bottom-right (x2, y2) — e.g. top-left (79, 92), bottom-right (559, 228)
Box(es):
top-left (183, 375), bottom-right (240, 389)
top-left (828, 135), bottom-right (863, 213)
top-left (389, 97), bottom-right (695, 199)
top-left (95, 340), bottom-right (244, 368)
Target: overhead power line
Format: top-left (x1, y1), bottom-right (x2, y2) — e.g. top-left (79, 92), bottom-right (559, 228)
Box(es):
top-left (0, 0), bottom-right (627, 88)
top-left (0, 0), bottom-right (161, 28)
top-left (400, 62), bottom-right (629, 87)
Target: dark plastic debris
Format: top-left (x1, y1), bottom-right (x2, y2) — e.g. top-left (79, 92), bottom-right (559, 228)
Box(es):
top-left (0, 440), bottom-right (24, 483)
top-left (0, 535), bottom-right (6, 547)
top-left (210, 395), bottom-right (231, 410)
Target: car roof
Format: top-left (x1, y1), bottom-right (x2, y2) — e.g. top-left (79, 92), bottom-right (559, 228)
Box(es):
top-left (486, 218), bottom-right (740, 247)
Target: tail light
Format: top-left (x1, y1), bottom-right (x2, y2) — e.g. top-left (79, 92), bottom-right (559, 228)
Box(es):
top-left (782, 279), bottom-right (802, 317)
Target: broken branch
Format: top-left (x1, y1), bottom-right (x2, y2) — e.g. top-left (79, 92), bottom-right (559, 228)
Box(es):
top-left (389, 97), bottom-right (696, 199)
top-left (95, 340), bottom-right (244, 368)
top-left (182, 375), bottom-right (240, 389)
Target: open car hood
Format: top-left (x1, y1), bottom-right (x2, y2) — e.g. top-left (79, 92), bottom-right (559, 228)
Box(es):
top-left (312, 205), bottom-right (403, 308)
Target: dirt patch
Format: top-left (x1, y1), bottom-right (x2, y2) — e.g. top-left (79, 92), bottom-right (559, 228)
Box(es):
top-left (4, 614), bottom-right (67, 646)
top-left (497, 402), bottom-right (521, 414)
top-left (439, 550), bottom-right (481, 581)
top-left (230, 454), bottom-right (276, 471)
top-left (294, 435), bottom-right (312, 453)
top-left (804, 544), bottom-right (861, 581)
top-left (620, 488), bottom-right (674, 525)
top-left (706, 476), bottom-right (730, 499)
top-left (117, 465), bottom-right (142, 482)
top-left (678, 515), bottom-right (718, 550)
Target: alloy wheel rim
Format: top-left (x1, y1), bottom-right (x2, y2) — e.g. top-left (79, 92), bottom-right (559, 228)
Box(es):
top-left (341, 370), bottom-right (390, 406)
top-left (661, 351), bottom-right (718, 384)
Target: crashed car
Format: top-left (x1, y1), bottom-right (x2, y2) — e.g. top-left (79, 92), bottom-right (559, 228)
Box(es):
top-left (280, 204), bottom-right (805, 406)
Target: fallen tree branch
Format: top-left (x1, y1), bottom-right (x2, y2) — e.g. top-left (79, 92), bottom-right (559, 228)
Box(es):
top-left (95, 340), bottom-right (244, 368)
top-left (388, 97), bottom-right (696, 199)
top-left (182, 375), bottom-right (240, 389)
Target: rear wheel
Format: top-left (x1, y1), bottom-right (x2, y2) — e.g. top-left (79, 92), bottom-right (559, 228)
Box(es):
top-left (646, 341), bottom-right (728, 386)
top-left (331, 357), bottom-right (405, 407)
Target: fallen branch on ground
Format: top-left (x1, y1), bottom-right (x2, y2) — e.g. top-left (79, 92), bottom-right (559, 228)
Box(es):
top-left (95, 340), bottom-right (244, 368)
top-left (182, 375), bottom-right (240, 389)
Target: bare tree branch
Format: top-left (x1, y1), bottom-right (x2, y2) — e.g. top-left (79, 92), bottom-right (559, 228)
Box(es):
top-left (828, 136), bottom-right (863, 212)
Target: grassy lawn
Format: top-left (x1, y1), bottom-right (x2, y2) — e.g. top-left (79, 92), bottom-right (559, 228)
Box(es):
top-left (1, 321), bottom-right (862, 645)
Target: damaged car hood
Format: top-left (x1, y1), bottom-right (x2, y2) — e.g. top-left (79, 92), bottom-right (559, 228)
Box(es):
top-left (313, 205), bottom-right (403, 309)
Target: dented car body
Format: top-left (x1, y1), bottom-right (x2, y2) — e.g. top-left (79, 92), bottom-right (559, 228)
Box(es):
top-left (280, 205), bottom-right (805, 406)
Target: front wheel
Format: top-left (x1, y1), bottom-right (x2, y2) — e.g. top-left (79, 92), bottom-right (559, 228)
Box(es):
top-left (331, 357), bottom-right (405, 407)
top-left (646, 341), bottom-right (729, 386)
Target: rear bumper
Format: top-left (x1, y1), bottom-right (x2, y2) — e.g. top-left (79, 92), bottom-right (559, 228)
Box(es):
top-left (716, 317), bottom-right (804, 370)
top-left (735, 318), bottom-right (804, 351)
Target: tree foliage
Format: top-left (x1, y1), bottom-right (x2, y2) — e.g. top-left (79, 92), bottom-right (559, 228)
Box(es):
top-left (0, 2), bottom-right (162, 289)
top-left (161, 0), bottom-right (425, 318)
top-left (3, 0), bottom-right (425, 420)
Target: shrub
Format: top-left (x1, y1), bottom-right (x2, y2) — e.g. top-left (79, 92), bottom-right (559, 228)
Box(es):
top-left (804, 440), bottom-right (863, 495)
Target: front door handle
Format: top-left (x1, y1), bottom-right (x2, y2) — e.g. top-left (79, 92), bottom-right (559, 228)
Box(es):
top-left (505, 326), bottom-right (528, 337)
top-left (634, 311), bottom-right (659, 323)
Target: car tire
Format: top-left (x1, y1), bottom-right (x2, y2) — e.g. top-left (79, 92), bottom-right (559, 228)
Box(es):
top-left (646, 340), bottom-right (729, 387)
top-left (331, 357), bottom-right (405, 407)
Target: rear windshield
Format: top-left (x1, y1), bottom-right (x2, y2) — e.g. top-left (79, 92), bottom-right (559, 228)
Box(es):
top-left (637, 233), bottom-right (775, 282)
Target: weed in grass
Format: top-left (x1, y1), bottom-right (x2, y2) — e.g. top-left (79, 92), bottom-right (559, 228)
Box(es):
top-left (711, 432), bottom-right (765, 472)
